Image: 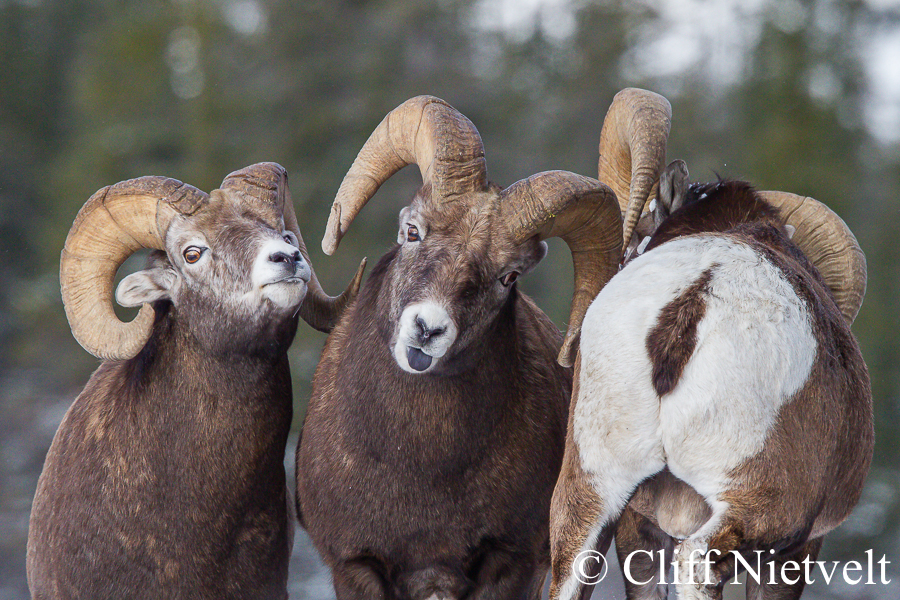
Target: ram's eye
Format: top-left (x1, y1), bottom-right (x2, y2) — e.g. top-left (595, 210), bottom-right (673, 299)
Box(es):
top-left (406, 225), bottom-right (420, 242)
top-left (183, 247), bottom-right (203, 264)
top-left (283, 234), bottom-right (295, 245)
top-left (500, 271), bottom-right (519, 287)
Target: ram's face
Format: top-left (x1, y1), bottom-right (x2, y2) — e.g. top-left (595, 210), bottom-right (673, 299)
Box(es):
top-left (115, 193), bottom-right (310, 349)
top-left (385, 187), bottom-right (547, 374)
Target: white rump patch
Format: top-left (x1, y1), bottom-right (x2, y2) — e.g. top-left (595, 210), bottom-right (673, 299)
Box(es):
top-left (575, 235), bottom-right (817, 510)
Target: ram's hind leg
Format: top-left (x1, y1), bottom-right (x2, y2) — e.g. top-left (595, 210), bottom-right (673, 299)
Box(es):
top-left (745, 538), bottom-right (823, 600)
top-left (549, 442), bottom-right (609, 600)
top-left (615, 508), bottom-right (674, 600)
top-left (550, 357), bottom-right (666, 600)
top-left (671, 507), bottom-right (803, 600)
top-left (670, 493), bottom-right (825, 600)
top-left (669, 506), bottom-right (745, 600)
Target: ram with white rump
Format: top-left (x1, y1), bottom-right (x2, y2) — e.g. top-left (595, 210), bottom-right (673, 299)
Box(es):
top-left (549, 143), bottom-right (873, 600)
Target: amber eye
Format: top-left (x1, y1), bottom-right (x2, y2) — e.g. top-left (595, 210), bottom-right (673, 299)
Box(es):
top-left (283, 234), bottom-right (295, 245)
top-left (407, 225), bottom-right (420, 242)
top-left (500, 271), bottom-right (519, 287)
top-left (183, 247), bottom-right (203, 264)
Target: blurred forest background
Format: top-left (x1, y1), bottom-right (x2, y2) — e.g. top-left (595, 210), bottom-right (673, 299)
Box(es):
top-left (1, 0), bottom-right (898, 598)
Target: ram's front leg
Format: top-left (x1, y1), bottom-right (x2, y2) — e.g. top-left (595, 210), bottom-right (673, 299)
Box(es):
top-left (331, 558), bottom-right (390, 600)
top-left (466, 550), bottom-right (545, 600)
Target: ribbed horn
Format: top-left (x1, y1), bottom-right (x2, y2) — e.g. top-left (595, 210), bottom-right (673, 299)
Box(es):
top-left (220, 161), bottom-right (290, 216)
top-left (221, 162), bottom-right (365, 333)
top-left (597, 88), bottom-right (672, 252)
top-left (760, 191), bottom-right (866, 324)
top-left (60, 177), bottom-right (208, 360)
top-left (501, 171), bottom-right (623, 367)
top-left (322, 95), bottom-right (487, 255)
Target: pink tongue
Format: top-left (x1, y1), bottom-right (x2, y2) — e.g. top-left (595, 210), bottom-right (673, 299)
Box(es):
top-left (407, 347), bottom-right (433, 371)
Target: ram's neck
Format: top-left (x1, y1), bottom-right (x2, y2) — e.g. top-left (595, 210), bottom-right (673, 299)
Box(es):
top-left (59, 311), bottom-right (294, 527)
top-left (313, 285), bottom-right (568, 473)
top-left (111, 311), bottom-right (294, 427)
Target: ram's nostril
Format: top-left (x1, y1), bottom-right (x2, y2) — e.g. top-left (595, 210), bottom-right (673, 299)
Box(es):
top-left (419, 323), bottom-right (447, 341)
top-left (291, 250), bottom-right (301, 263)
top-left (269, 252), bottom-right (294, 265)
top-left (415, 316), bottom-right (445, 341)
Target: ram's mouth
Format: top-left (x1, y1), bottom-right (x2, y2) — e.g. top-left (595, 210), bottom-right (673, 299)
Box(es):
top-left (406, 346), bottom-right (433, 372)
top-left (266, 271), bottom-right (310, 286)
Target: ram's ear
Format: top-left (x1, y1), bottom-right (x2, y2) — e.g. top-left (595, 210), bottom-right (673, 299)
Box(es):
top-left (116, 266), bottom-right (176, 307)
top-left (397, 206), bottom-right (412, 244)
top-left (519, 240), bottom-right (548, 277)
top-left (655, 159), bottom-right (690, 228)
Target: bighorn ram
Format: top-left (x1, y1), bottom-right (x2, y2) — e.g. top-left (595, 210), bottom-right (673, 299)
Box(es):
top-left (295, 94), bottom-right (668, 600)
top-left (27, 163), bottom-right (363, 599)
top-left (549, 149), bottom-right (873, 599)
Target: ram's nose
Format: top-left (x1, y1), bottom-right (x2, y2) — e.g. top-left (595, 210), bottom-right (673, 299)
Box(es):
top-left (415, 316), bottom-right (446, 344)
top-left (268, 250), bottom-right (302, 266)
top-left (269, 249), bottom-right (311, 281)
top-left (393, 302), bottom-right (459, 374)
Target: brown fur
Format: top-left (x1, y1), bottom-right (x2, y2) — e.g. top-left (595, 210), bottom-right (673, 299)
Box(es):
top-left (645, 180), bottom-right (782, 252)
top-left (297, 188), bottom-right (571, 600)
top-left (630, 186), bottom-right (870, 595)
top-left (28, 200), bottom-right (304, 599)
top-left (646, 269), bottom-right (713, 397)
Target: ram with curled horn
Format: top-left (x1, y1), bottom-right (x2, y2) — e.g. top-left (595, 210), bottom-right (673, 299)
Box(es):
top-left (549, 144), bottom-right (873, 599)
top-left (27, 163), bottom-right (364, 600)
top-left (294, 94), bottom-right (668, 600)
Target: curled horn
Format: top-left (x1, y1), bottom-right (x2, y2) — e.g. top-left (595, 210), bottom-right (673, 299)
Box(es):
top-left (760, 191), bottom-right (867, 324)
top-left (501, 171), bottom-right (623, 367)
top-left (60, 177), bottom-right (208, 360)
top-left (322, 95), bottom-right (487, 255)
top-left (221, 163), bottom-right (366, 333)
top-left (597, 88), bottom-right (672, 252)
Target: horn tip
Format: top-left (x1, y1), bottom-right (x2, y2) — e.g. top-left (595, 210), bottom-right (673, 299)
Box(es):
top-left (322, 202), bottom-right (343, 255)
top-left (351, 258), bottom-right (368, 293)
top-left (557, 332), bottom-right (579, 368)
